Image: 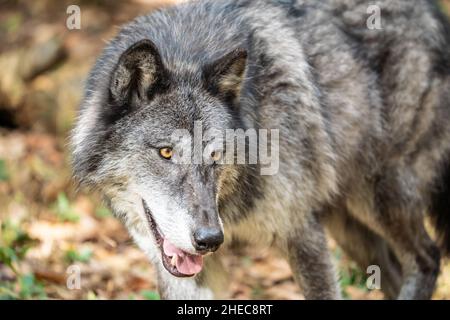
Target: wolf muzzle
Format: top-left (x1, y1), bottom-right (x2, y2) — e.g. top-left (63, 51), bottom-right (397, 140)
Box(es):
top-left (193, 227), bottom-right (224, 253)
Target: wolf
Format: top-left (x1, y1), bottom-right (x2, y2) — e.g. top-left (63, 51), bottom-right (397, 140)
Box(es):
top-left (71, 0), bottom-right (450, 299)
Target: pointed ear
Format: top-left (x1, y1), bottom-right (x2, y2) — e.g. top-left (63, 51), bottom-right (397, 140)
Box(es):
top-left (109, 39), bottom-right (168, 106)
top-left (203, 48), bottom-right (247, 103)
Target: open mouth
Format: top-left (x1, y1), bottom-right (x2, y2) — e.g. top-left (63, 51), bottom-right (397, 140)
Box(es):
top-left (142, 200), bottom-right (203, 277)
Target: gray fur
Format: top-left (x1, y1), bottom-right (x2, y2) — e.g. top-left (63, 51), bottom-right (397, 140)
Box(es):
top-left (71, 0), bottom-right (450, 299)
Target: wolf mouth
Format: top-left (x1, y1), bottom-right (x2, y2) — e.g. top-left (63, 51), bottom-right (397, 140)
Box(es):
top-left (142, 199), bottom-right (203, 277)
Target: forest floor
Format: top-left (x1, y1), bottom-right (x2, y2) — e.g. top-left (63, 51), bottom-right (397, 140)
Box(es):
top-left (1, 0), bottom-right (450, 300)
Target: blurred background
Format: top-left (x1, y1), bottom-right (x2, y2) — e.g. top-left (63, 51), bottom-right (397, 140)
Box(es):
top-left (0, 0), bottom-right (449, 300)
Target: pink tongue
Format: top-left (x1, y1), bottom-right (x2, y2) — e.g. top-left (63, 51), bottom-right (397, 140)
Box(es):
top-left (163, 239), bottom-right (203, 275)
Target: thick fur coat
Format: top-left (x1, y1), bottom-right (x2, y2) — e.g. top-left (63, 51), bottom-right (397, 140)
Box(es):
top-left (72, 0), bottom-right (450, 299)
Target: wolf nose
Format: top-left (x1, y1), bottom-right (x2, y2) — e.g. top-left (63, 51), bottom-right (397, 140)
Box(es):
top-left (193, 227), bottom-right (224, 252)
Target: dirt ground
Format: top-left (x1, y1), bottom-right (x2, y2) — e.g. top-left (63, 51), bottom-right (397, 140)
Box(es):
top-left (1, 0), bottom-right (450, 300)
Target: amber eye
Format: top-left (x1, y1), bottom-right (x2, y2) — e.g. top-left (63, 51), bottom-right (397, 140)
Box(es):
top-left (211, 150), bottom-right (222, 162)
top-left (159, 147), bottom-right (173, 160)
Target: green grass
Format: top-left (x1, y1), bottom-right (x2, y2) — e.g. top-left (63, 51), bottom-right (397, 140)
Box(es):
top-left (334, 247), bottom-right (368, 298)
top-left (340, 264), bottom-right (368, 299)
top-left (140, 290), bottom-right (160, 300)
top-left (0, 221), bottom-right (36, 272)
top-left (53, 192), bottom-right (80, 222)
top-left (0, 274), bottom-right (46, 300)
top-left (0, 221), bottom-right (46, 299)
top-left (0, 159), bottom-right (9, 181)
top-left (95, 206), bottom-right (112, 218)
top-left (1, 13), bottom-right (23, 34)
top-left (64, 248), bottom-right (93, 264)
top-left (86, 291), bottom-right (98, 300)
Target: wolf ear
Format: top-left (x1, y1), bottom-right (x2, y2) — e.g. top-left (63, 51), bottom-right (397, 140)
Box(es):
top-left (109, 39), bottom-right (168, 106)
top-left (203, 48), bottom-right (247, 103)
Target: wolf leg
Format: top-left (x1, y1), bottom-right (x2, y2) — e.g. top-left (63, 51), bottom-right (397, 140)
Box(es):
top-left (379, 223), bottom-right (438, 300)
top-left (156, 253), bottom-right (227, 299)
top-left (324, 210), bottom-right (402, 299)
top-left (347, 179), bottom-right (441, 299)
top-left (281, 213), bottom-right (342, 300)
top-left (389, 225), bottom-right (440, 300)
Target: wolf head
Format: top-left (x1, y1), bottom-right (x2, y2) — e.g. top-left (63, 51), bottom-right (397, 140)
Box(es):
top-left (71, 38), bottom-right (247, 277)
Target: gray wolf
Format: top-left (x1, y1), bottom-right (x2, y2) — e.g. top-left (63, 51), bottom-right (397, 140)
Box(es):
top-left (71, 0), bottom-right (450, 299)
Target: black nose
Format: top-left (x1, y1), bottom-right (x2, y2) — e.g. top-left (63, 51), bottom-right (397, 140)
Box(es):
top-left (193, 227), bottom-right (224, 252)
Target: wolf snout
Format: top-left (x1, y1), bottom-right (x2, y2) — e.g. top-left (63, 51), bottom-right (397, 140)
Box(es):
top-left (193, 227), bottom-right (224, 253)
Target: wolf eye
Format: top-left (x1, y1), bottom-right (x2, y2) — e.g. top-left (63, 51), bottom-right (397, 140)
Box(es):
top-left (159, 147), bottom-right (173, 160)
top-left (211, 150), bottom-right (222, 162)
